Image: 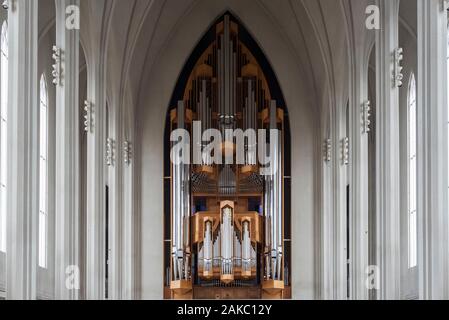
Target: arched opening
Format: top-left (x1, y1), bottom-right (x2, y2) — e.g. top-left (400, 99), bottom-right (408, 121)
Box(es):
top-left (162, 13), bottom-right (291, 300)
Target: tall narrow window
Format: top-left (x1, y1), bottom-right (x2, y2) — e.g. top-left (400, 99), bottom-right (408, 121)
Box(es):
top-left (0, 21), bottom-right (8, 253)
top-left (408, 73), bottom-right (417, 269)
top-left (38, 74), bottom-right (48, 268)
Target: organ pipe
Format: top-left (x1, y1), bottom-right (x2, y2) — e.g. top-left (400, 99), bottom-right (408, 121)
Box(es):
top-left (242, 220), bottom-right (251, 275)
top-left (220, 204), bottom-right (234, 282)
top-left (204, 220), bottom-right (213, 275)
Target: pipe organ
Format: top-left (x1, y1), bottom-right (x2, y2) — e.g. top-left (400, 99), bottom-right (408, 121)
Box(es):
top-left (168, 15), bottom-right (288, 299)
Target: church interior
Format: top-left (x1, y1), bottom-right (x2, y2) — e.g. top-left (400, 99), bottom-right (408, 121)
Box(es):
top-left (0, 0), bottom-right (448, 300)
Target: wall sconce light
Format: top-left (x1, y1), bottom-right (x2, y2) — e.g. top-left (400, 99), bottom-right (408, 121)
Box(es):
top-left (362, 100), bottom-right (371, 134)
top-left (83, 100), bottom-right (93, 133)
top-left (323, 138), bottom-right (331, 163)
top-left (106, 138), bottom-right (115, 166)
top-left (394, 47), bottom-right (404, 88)
top-left (52, 46), bottom-right (62, 86)
top-left (342, 137), bottom-right (350, 166)
top-left (123, 141), bottom-right (132, 165)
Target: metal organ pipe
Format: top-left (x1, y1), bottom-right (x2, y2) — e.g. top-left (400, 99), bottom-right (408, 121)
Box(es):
top-left (218, 38), bottom-right (221, 117)
top-left (242, 221), bottom-right (251, 273)
top-left (204, 221), bottom-right (213, 273)
top-left (220, 206), bottom-right (234, 276)
top-left (233, 52), bottom-right (237, 119)
top-left (183, 140), bottom-right (191, 280)
top-left (171, 101), bottom-right (191, 282)
top-left (263, 137), bottom-right (271, 279)
top-left (200, 79), bottom-right (205, 165)
top-left (179, 102), bottom-right (185, 277)
top-left (270, 101), bottom-right (277, 274)
top-left (249, 81), bottom-right (253, 130)
top-left (224, 15), bottom-right (229, 117)
top-left (172, 134), bottom-right (179, 279)
top-left (277, 114), bottom-right (283, 280)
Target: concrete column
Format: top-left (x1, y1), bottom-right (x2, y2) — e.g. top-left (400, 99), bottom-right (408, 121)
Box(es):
top-left (349, 59), bottom-right (370, 300)
top-left (320, 120), bottom-right (334, 300)
top-left (6, 0), bottom-right (39, 300)
top-left (374, 0), bottom-right (401, 300)
top-left (85, 53), bottom-right (106, 300)
top-left (416, 0), bottom-right (449, 300)
top-left (346, 1), bottom-right (371, 300)
top-left (333, 98), bottom-right (348, 300)
top-left (54, 0), bottom-right (80, 300)
top-left (106, 95), bottom-right (124, 300)
top-left (121, 103), bottom-right (137, 299)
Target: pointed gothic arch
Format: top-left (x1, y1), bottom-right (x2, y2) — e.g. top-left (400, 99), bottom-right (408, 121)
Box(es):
top-left (162, 13), bottom-right (291, 300)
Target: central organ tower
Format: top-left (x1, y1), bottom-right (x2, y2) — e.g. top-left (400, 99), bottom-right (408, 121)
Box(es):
top-left (164, 14), bottom-right (290, 299)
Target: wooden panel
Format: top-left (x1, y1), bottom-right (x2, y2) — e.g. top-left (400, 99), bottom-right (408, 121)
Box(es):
top-left (260, 107), bottom-right (284, 124)
top-left (166, 286), bottom-right (291, 300)
top-left (193, 287), bottom-right (261, 300)
top-left (164, 286), bottom-right (171, 300)
top-left (191, 212), bottom-right (220, 244)
top-left (170, 108), bottom-right (194, 123)
top-left (235, 212), bottom-right (263, 243)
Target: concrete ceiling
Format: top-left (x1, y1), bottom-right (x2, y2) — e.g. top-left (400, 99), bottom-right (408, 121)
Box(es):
top-left (38, 0), bottom-right (418, 117)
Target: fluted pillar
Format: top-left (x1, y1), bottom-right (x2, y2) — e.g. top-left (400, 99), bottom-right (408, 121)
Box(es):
top-left (106, 96), bottom-right (124, 300)
top-left (416, 0), bottom-right (449, 300)
top-left (374, 0), bottom-right (401, 300)
top-left (54, 0), bottom-right (80, 300)
top-left (347, 36), bottom-right (370, 302)
top-left (6, 0), bottom-right (39, 300)
top-left (345, 1), bottom-right (371, 300)
top-left (85, 49), bottom-right (106, 300)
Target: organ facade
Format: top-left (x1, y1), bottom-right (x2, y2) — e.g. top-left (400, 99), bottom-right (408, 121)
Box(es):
top-left (165, 14), bottom-right (290, 300)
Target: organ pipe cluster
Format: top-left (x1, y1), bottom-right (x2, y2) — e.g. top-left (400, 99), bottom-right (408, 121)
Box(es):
top-left (169, 14), bottom-right (286, 298)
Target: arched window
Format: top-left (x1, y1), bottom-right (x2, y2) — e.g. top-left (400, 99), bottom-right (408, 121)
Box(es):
top-left (408, 73), bottom-right (417, 269)
top-left (0, 21), bottom-right (8, 253)
top-left (38, 74), bottom-right (48, 268)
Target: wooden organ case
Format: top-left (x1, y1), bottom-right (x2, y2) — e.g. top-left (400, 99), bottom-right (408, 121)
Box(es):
top-left (166, 14), bottom-right (290, 300)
